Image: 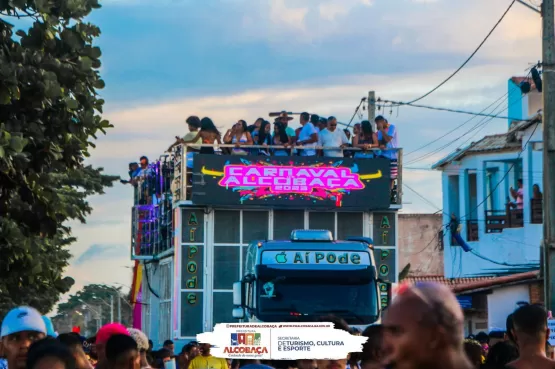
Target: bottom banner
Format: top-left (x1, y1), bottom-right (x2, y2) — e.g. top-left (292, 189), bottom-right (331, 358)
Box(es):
top-left (196, 323), bottom-right (367, 360)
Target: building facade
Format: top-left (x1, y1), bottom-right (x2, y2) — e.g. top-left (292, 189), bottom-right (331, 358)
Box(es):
top-left (433, 112), bottom-right (542, 277)
top-left (398, 213), bottom-right (444, 276)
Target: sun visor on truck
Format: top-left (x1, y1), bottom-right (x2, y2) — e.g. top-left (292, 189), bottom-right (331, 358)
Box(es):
top-left (260, 250), bottom-right (371, 269)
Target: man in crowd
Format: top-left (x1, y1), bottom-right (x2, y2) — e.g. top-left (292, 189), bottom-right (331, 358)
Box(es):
top-left (58, 333), bottom-right (94, 369)
top-left (95, 323), bottom-right (130, 369)
top-left (506, 304), bottom-right (555, 369)
top-left (188, 343), bottom-right (228, 369)
top-left (276, 112), bottom-right (297, 145)
top-left (381, 282), bottom-right (474, 369)
top-left (127, 328), bottom-right (151, 369)
top-left (0, 306), bottom-right (47, 369)
top-left (121, 163), bottom-right (140, 185)
top-left (163, 340), bottom-right (174, 356)
top-left (310, 114), bottom-right (320, 132)
top-left (318, 116), bottom-right (349, 157)
top-left (178, 342), bottom-right (199, 369)
top-left (296, 112), bottom-right (318, 157)
top-left (375, 116), bottom-right (398, 190)
top-left (106, 334), bottom-right (141, 369)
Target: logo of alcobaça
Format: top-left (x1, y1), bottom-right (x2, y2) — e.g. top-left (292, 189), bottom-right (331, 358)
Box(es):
top-left (225, 333), bottom-right (268, 355)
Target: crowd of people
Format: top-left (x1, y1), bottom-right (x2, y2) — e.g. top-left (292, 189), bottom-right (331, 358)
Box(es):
top-left (168, 112), bottom-right (398, 160)
top-left (2, 283), bottom-right (554, 369)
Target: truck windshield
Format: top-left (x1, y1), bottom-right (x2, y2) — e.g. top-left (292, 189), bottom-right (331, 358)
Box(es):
top-left (257, 278), bottom-right (378, 324)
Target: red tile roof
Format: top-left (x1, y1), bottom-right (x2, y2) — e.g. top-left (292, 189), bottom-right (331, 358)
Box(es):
top-left (405, 271), bottom-right (540, 294)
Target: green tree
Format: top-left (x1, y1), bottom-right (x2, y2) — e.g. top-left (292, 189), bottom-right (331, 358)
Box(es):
top-left (53, 284), bottom-right (133, 335)
top-left (0, 0), bottom-right (119, 317)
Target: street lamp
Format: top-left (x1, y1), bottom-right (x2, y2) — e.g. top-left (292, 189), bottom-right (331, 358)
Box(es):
top-left (79, 299), bottom-right (102, 331)
top-left (93, 295), bottom-right (114, 323)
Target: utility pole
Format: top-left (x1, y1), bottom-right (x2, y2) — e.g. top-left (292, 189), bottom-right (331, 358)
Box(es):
top-left (543, 0), bottom-right (555, 312)
top-left (110, 295), bottom-right (114, 323)
top-left (98, 305), bottom-right (103, 331)
top-left (368, 91), bottom-right (376, 123)
top-left (117, 294), bottom-right (121, 323)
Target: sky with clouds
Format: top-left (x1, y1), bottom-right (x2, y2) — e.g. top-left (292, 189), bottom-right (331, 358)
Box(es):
top-left (59, 0), bottom-right (543, 297)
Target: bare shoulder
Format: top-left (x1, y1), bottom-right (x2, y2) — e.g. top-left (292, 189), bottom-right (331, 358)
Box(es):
top-left (506, 357), bottom-right (555, 369)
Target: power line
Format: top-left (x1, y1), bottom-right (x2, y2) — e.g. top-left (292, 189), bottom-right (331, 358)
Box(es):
top-left (377, 98), bottom-right (522, 121)
top-left (403, 93), bottom-right (508, 157)
top-left (404, 0), bottom-right (517, 104)
top-left (403, 183), bottom-right (444, 213)
top-left (403, 166), bottom-right (544, 174)
top-left (403, 97), bottom-right (508, 165)
top-left (346, 98), bottom-right (366, 128)
top-left (404, 91), bottom-right (527, 166)
top-left (470, 249), bottom-right (539, 267)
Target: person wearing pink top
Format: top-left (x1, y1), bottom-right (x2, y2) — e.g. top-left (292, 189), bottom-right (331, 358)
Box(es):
top-left (510, 179), bottom-right (524, 210)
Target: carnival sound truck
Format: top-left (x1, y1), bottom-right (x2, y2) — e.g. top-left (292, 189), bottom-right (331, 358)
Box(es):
top-left (232, 229), bottom-right (391, 328)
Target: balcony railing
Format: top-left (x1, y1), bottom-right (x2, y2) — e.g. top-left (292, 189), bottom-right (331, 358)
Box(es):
top-left (131, 157), bottom-right (175, 260)
top-left (485, 204), bottom-right (525, 234)
top-left (466, 220), bottom-right (479, 241)
top-left (531, 198), bottom-right (543, 224)
top-left (485, 209), bottom-right (508, 233)
top-left (173, 144), bottom-right (403, 206)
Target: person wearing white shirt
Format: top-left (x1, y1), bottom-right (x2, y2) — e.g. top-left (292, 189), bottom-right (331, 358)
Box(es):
top-left (318, 117), bottom-right (349, 157)
top-left (297, 112), bottom-right (318, 156)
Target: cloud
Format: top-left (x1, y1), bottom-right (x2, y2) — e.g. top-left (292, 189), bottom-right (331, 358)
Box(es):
top-left (270, 0), bottom-right (309, 30)
top-left (73, 244), bottom-right (128, 266)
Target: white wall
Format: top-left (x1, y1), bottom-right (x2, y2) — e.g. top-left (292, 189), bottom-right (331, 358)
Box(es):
top-left (487, 285), bottom-right (530, 331)
top-left (528, 91), bottom-right (542, 117)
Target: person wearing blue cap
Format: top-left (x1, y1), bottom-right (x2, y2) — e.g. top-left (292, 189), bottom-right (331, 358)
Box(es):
top-left (41, 316), bottom-right (57, 338)
top-left (1, 306), bottom-right (47, 369)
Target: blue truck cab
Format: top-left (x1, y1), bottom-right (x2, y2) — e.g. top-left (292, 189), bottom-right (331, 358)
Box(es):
top-left (232, 229), bottom-right (387, 326)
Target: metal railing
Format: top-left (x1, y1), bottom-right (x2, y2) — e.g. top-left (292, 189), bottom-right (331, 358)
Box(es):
top-left (130, 156), bottom-right (175, 260)
top-left (173, 143), bottom-right (403, 206)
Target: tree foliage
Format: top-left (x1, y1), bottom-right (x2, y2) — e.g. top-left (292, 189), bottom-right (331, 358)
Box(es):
top-left (0, 0), bottom-right (119, 317)
top-left (53, 284), bottom-right (133, 334)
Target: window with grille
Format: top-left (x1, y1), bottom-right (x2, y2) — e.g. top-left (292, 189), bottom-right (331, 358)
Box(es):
top-left (158, 262), bottom-right (172, 344)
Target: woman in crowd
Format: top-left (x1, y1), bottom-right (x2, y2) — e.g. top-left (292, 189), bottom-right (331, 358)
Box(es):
top-left (533, 183), bottom-right (543, 200)
top-left (463, 339), bottom-right (484, 369)
top-left (224, 120), bottom-right (253, 155)
top-left (190, 117), bottom-right (222, 155)
top-left (257, 120), bottom-right (273, 155)
top-left (248, 118), bottom-right (264, 141)
top-left (272, 122), bottom-right (290, 156)
top-left (484, 341), bottom-right (519, 369)
top-left (352, 120), bottom-right (378, 158)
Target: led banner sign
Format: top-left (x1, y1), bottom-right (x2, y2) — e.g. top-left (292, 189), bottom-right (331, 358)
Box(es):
top-left (261, 251), bottom-right (371, 266)
top-left (191, 155), bottom-right (391, 209)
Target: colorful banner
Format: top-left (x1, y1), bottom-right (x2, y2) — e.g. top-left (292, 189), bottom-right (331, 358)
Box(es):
top-left (197, 323), bottom-right (366, 360)
top-left (192, 155), bottom-right (391, 210)
top-left (131, 260), bottom-right (142, 329)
